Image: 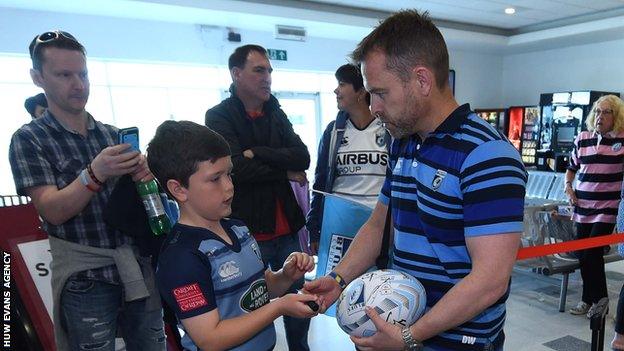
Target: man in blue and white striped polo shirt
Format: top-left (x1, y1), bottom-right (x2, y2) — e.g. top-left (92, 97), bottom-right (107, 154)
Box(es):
top-left (304, 10), bottom-right (526, 351)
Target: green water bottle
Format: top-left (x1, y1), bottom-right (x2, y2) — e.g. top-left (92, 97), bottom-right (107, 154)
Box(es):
top-left (136, 179), bottom-right (171, 236)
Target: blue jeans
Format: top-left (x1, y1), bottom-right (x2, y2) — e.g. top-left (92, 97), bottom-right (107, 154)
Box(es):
top-left (61, 278), bottom-right (165, 351)
top-left (258, 234), bottom-right (310, 351)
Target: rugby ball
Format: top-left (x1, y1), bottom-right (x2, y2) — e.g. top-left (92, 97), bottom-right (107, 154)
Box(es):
top-left (335, 269), bottom-right (426, 337)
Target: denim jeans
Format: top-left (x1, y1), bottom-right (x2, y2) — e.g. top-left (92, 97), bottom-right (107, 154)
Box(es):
top-left (61, 278), bottom-right (165, 351)
top-left (258, 233), bottom-right (310, 351)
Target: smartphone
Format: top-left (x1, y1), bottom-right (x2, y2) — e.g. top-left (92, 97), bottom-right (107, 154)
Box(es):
top-left (118, 127), bottom-right (140, 152)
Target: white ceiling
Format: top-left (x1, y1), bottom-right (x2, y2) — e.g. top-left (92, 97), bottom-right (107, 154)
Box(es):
top-left (2, 0), bottom-right (624, 53)
top-left (304, 0), bottom-right (624, 31)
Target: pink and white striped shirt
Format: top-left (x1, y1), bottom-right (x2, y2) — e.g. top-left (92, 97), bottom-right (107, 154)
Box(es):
top-left (569, 130), bottom-right (624, 223)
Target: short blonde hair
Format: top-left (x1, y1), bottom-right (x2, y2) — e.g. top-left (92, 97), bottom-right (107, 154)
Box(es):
top-left (585, 94), bottom-right (624, 133)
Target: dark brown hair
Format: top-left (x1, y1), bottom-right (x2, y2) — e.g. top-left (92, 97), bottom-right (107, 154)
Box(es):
top-left (28, 30), bottom-right (86, 71)
top-left (228, 44), bottom-right (267, 70)
top-left (351, 10), bottom-right (449, 89)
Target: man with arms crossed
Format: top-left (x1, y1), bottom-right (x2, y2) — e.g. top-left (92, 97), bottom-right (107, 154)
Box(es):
top-left (305, 10), bottom-right (526, 351)
top-left (9, 31), bottom-right (164, 351)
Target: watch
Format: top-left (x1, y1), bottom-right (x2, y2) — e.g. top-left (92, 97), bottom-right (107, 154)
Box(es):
top-left (401, 326), bottom-right (423, 351)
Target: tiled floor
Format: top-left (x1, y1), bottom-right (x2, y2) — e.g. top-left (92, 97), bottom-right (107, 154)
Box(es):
top-left (273, 260), bottom-right (624, 350)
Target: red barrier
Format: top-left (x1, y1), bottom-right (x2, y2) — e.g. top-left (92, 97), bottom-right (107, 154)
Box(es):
top-left (517, 233), bottom-right (624, 260)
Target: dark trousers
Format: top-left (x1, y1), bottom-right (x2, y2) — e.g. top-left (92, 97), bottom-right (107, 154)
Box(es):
top-left (575, 222), bottom-right (614, 304)
top-left (616, 284), bottom-right (624, 334)
top-left (257, 233), bottom-right (310, 351)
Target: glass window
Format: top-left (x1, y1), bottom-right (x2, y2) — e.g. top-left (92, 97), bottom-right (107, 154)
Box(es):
top-left (275, 93), bottom-right (321, 181)
top-left (0, 56), bottom-right (34, 84)
top-left (168, 88), bottom-right (221, 125)
top-left (109, 86), bottom-right (170, 152)
top-left (86, 86), bottom-right (115, 125)
top-left (0, 54), bottom-right (338, 196)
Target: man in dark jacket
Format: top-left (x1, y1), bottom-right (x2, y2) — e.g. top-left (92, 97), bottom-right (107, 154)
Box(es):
top-left (205, 44), bottom-right (311, 351)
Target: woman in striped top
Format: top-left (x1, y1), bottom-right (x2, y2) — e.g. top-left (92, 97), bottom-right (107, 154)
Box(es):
top-left (565, 94), bottom-right (624, 317)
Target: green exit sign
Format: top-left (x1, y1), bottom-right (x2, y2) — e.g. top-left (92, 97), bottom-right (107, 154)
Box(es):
top-left (267, 49), bottom-right (287, 61)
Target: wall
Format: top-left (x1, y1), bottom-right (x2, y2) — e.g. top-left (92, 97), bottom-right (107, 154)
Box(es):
top-left (0, 7), bottom-right (504, 108)
top-left (502, 38), bottom-right (624, 106)
top-left (450, 50), bottom-right (504, 109)
top-left (0, 7), bottom-right (355, 72)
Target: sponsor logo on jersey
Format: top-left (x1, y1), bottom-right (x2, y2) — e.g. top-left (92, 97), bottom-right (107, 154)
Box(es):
top-left (240, 279), bottom-right (270, 312)
top-left (432, 169), bottom-right (447, 191)
top-left (219, 260), bottom-right (242, 282)
top-left (336, 153), bottom-right (388, 166)
top-left (172, 283), bottom-right (208, 312)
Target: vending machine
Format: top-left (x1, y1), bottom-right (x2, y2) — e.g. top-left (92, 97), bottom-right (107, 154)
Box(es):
top-left (507, 106), bottom-right (540, 166)
top-left (538, 91), bottom-right (620, 171)
top-left (474, 108), bottom-right (507, 135)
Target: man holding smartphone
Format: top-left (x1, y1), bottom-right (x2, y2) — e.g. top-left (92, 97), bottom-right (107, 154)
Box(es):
top-left (9, 31), bottom-right (164, 351)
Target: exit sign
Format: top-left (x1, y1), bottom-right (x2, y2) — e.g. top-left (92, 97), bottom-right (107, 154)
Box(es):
top-left (267, 49), bottom-right (287, 61)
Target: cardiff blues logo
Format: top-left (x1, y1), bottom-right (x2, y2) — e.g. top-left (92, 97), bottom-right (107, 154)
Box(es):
top-left (432, 169), bottom-right (447, 191)
top-left (375, 132), bottom-right (386, 147)
top-left (613, 142), bottom-right (622, 151)
top-left (341, 136), bottom-right (349, 146)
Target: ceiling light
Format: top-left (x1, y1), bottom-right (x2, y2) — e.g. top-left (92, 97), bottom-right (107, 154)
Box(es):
top-left (505, 7), bottom-right (516, 15)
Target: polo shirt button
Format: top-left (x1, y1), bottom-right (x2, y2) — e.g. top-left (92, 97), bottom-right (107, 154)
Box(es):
top-left (416, 144), bottom-right (421, 150)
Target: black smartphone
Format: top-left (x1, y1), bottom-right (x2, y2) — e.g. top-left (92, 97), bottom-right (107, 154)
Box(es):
top-left (118, 127), bottom-right (140, 152)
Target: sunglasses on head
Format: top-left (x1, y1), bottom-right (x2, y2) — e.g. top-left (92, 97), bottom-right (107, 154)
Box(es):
top-left (31, 30), bottom-right (78, 56)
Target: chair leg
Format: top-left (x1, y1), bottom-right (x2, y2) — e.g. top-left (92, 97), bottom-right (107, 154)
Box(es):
top-left (559, 273), bottom-right (569, 312)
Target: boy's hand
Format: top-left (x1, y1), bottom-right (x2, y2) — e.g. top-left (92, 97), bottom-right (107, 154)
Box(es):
top-left (277, 293), bottom-right (319, 318)
top-left (282, 252), bottom-right (314, 281)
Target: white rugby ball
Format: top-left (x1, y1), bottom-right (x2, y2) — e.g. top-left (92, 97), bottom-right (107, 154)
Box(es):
top-left (335, 269), bottom-right (426, 337)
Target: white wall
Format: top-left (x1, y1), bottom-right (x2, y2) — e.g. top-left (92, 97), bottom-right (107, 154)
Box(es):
top-left (502, 38), bottom-right (624, 106)
top-left (0, 7), bottom-right (505, 108)
top-left (0, 7), bottom-right (355, 72)
top-left (450, 50), bottom-right (504, 109)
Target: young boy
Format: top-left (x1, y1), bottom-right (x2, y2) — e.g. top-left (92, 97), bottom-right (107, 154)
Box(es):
top-left (148, 120), bottom-right (318, 351)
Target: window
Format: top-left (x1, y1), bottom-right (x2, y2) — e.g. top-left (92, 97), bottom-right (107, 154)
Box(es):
top-left (0, 54), bottom-right (337, 195)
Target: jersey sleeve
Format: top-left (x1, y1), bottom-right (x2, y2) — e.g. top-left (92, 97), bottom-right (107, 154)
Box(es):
top-left (156, 250), bottom-right (217, 320)
top-left (460, 140), bottom-right (527, 237)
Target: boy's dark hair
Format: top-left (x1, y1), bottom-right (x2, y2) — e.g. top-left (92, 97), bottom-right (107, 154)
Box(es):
top-left (147, 121), bottom-right (231, 197)
top-left (351, 10), bottom-right (449, 89)
top-left (228, 44), bottom-right (267, 70)
top-left (24, 93), bottom-right (48, 118)
top-left (29, 30), bottom-right (86, 71)
top-left (335, 63), bottom-right (371, 105)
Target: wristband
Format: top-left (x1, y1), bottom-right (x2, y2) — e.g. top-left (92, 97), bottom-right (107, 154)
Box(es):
top-left (86, 163), bottom-right (103, 186)
top-left (327, 271), bottom-right (347, 290)
top-left (79, 169), bottom-right (100, 192)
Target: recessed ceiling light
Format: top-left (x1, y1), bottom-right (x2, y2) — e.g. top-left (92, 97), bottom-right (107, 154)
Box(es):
top-left (505, 7), bottom-right (516, 15)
